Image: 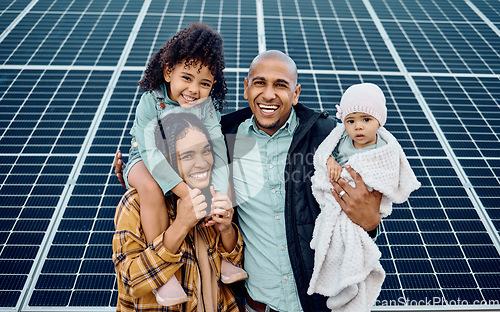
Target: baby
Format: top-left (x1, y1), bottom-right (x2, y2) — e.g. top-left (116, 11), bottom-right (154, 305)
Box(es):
top-left (308, 83), bottom-right (420, 311)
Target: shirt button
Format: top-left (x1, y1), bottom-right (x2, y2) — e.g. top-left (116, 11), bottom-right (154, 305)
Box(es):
top-left (281, 246), bottom-right (286, 251)
top-left (271, 189), bottom-right (276, 194)
top-left (284, 275), bottom-right (289, 280)
top-left (276, 216), bottom-right (281, 220)
top-left (269, 164), bottom-right (273, 169)
top-left (269, 138), bottom-right (273, 142)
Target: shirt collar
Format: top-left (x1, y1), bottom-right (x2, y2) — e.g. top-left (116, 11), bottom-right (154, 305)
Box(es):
top-left (160, 83), bottom-right (179, 106)
top-left (248, 107), bottom-right (298, 137)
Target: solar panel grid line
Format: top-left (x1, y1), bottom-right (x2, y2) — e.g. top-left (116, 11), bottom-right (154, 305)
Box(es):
top-left (379, 3), bottom-right (432, 73)
top-left (309, 1), bottom-right (336, 71)
top-left (345, 1), bottom-right (385, 73)
top-left (14, 1), bottom-right (152, 309)
top-left (419, 3), bottom-right (478, 75)
top-left (272, 0), bottom-right (289, 55)
top-left (256, 0), bottom-right (266, 52)
top-left (465, 0), bottom-right (500, 38)
top-left (397, 2), bottom-right (454, 74)
top-left (4, 0), bottom-right (98, 67)
top-left (232, 1), bottom-right (242, 110)
top-left (138, 0), bottom-right (173, 71)
top-left (0, 65), bottom-right (118, 71)
top-left (375, 76), bottom-right (452, 303)
top-left (451, 78), bottom-right (499, 145)
top-left (362, 0), bottom-right (500, 306)
top-left (24, 3), bottom-right (85, 67)
top-left (440, 16), bottom-right (499, 75)
top-left (287, 0), bottom-right (324, 110)
top-left (50, 0), bottom-right (116, 69)
top-left (0, 0), bottom-right (37, 45)
top-left (411, 76), bottom-right (500, 252)
top-left (0, 0), bottom-right (499, 310)
top-left (1, 7), bottom-right (52, 65)
top-left (5, 68), bottom-right (111, 310)
top-left (308, 0), bottom-right (346, 107)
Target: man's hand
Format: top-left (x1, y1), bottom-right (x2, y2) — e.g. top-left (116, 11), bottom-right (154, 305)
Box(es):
top-left (330, 164), bottom-right (382, 231)
top-left (114, 150), bottom-right (126, 188)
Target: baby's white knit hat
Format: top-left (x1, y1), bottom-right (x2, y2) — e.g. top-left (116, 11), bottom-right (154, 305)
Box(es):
top-left (336, 82), bottom-right (387, 126)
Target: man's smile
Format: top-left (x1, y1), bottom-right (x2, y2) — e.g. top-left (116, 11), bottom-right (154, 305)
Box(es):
top-left (258, 103), bottom-right (279, 114)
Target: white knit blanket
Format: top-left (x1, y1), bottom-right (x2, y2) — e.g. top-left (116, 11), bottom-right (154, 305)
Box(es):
top-left (308, 124), bottom-right (420, 312)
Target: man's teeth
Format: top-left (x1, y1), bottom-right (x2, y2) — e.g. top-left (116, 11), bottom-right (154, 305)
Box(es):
top-left (259, 104), bottom-right (278, 111)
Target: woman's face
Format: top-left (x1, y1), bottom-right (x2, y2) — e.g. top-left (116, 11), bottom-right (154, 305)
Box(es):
top-left (176, 127), bottom-right (214, 189)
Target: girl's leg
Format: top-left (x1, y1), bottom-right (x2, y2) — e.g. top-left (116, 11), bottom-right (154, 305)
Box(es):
top-left (128, 161), bottom-right (188, 306)
top-left (128, 160), bottom-right (167, 244)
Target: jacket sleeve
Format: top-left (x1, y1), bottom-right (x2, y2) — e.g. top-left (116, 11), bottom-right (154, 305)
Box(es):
top-left (132, 92), bottom-right (182, 194)
top-left (112, 191), bottom-right (186, 298)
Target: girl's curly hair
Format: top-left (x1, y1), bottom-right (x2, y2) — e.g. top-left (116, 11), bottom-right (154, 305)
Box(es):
top-left (138, 22), bottom-right (227, 112)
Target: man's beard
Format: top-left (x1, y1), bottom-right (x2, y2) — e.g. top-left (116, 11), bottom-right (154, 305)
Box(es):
top-left (255, 118), bottom-right (280, 131)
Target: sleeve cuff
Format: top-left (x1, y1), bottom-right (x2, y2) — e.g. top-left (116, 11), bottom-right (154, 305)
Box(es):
top-left (217, 224), bottom-right (244, 258)
top-left (151, 231), bottom-right (187, 263)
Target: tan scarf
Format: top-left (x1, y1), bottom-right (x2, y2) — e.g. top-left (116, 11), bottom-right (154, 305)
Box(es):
top-left (194, 229), bottom-right (218, 312)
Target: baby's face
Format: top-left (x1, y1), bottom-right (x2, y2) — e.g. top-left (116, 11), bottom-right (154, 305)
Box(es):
top-left (344, 112), bottom-right (380, 149)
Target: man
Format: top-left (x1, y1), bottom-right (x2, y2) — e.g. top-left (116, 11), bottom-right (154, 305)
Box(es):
top-left (115, 50), bottom-right (381, 312)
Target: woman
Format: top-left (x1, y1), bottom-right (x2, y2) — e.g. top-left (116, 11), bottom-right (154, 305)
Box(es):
top-left (113, 113), bottom-right (243, 312)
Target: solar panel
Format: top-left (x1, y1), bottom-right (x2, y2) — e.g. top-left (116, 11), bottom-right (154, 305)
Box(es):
top-left (0, 0), bottom-right (499, 311)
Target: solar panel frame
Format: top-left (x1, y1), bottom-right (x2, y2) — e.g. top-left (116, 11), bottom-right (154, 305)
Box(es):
top-left (0, 0), bottom-right (499, 311)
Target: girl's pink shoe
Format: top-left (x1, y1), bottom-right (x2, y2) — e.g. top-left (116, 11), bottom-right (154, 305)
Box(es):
top-left (152, 274), bottom-right (188, 306)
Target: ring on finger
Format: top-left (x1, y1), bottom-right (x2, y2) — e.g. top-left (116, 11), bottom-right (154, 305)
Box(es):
top-left (226, 211), bottom-right (231, 218)
top-left (339, 190), bottom-right (346, 198)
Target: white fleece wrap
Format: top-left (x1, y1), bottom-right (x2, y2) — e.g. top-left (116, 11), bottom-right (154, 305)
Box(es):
top-left (308, 124), bottom-right (420, 312)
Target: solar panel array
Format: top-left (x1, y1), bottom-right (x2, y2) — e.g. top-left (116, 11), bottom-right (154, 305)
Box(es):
top-left (0, 0), bottom-right (499, 311)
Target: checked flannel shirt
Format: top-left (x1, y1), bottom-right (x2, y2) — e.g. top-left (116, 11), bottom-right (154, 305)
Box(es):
top-left (113, 188), bottom-right (244, 311)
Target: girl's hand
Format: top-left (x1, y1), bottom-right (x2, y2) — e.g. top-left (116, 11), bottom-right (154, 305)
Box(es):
top-left (205, 186), bottom-right (234, 234)
top-left (327, 156), bottom-right (342, 181)
top-left (176, 187), bottom-right (207, 230)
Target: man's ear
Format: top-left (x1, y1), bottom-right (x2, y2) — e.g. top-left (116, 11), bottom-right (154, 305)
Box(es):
top-left (292, 84), bottom-right (301, 106)
top-left (243, 78), bottom-right (249, 100)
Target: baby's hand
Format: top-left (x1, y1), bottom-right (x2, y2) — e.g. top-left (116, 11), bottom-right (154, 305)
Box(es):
top-left (327, 156), bottom-right (342, 181)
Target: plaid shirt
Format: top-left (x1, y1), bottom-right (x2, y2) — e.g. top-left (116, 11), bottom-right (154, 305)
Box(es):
top-left (113, 188), bottom-right (243, 311)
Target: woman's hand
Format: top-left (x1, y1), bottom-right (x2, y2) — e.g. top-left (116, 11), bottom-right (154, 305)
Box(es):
top-left (175, 187), bottom-right (208, 230)
top-left (205, 186), bottom-right (234, 234)
top-left (163, 187), bottom-right (208, 253)
top-left (205, 186), bottom-right (237, 252)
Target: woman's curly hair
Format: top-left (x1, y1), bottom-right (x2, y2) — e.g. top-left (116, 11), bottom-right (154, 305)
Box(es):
top-left (138, 22), bottom-right (227, 112)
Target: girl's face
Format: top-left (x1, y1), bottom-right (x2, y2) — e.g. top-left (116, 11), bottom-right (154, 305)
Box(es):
top-left (164, 61), bottom-right (215, 108)
top-left (344, 112), bottom-right (380, 149)
top-left (176, 127), bottom-right (214, 189)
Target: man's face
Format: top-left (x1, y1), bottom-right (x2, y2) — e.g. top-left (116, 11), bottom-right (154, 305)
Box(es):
top-left (243, 57), bottom-right (301, 136)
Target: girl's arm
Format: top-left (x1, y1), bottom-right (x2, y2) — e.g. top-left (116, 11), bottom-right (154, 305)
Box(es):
top-left (202, 100), bottom-right (229, 195)
top-left (132, 92), bottom-right (183, 194)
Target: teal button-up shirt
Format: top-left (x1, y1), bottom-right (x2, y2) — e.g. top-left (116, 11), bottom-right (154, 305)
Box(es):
top-left (232, 108), bottom-right (303, 312)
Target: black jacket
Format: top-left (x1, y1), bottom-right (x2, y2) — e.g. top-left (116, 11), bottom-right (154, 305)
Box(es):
top-left (221, 103), bottom-right (335, 312)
